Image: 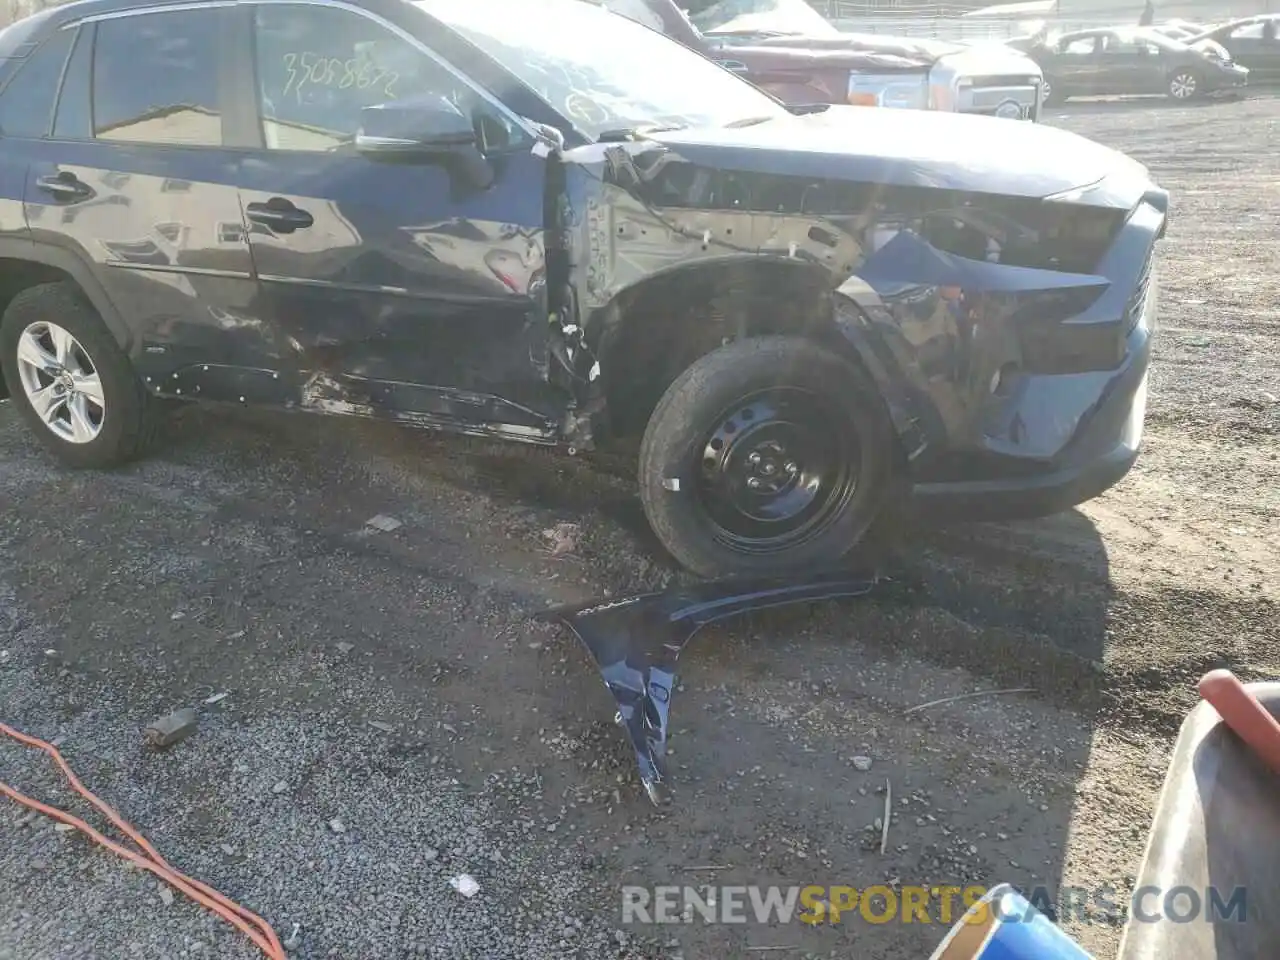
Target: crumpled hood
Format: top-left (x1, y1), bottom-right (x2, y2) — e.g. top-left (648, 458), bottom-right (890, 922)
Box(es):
top-left (647, 106), bottom-right (1152, 205)
top-left (719, 30), bottom-right (965, 62)
top-left (720, 40), bottom-right (931, 73)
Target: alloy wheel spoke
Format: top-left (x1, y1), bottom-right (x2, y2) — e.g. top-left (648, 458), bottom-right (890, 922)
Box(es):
top-left (16, 330), bottom-right (59, 376)
top-left (29, 383), bottom-right (66, 424)
top-left (67, 393), bottom-right (97, 442)
top-left (48, 323), bottom-right (76, 366)
top-left (73, 371), bottom-right (105, 408)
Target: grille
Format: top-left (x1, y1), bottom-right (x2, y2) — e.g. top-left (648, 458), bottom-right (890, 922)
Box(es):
top-left (1126, 261), bottom-right (1152, 334)
top-left (959, 81), bottom-right (1039, 120)
top-left (968, 87), bottom-right (1039, 109)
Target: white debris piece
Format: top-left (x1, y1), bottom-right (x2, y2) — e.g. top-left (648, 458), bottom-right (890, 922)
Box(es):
top-left (328, 818), bottom-right (347, 834)
top-left (449, 874), bottom-right (480, 898)
top-left (158, 885), bottom-right (175, 907)
top-left (365, 514), bottom-right (403, 533)
top-left (852, 756), bottom-right (872, 772)
top-left (368, 721), bottom-right (394, 733)
top-left (541, 522), bottom-right (579, 557)
top-left (204, 692), bottom-right (229, 705)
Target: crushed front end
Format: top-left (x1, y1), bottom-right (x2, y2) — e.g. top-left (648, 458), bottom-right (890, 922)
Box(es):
top-left (552, 105), bottom-right (1167, 522)
top-left (840, 178), bottom-right (1168, 518)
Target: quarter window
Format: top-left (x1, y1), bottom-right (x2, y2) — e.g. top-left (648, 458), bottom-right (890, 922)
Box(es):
top-left (1062, 38), bottom-right (1097, 56)
top-left (251, 4), bottom-right (522, 153)
top-left (0, 27), bottom-right (74, 138)
top-left (91, 9), bottom-right (222, 146)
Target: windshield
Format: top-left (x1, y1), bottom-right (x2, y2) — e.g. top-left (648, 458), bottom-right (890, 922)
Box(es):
top-left (415, 0), bottom-right (791, 140)
top-left (685, 0), bottom-right (836, 36)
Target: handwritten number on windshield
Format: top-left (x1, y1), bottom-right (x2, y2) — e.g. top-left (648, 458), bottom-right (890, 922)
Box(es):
top-left (281, 52), bottom-right (399, 103)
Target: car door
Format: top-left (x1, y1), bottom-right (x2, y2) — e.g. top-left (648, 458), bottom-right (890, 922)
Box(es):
top-left (1260, 20), bottom-right (1280, 83)
top-left (1097, 34), bottom-right (1165, 95)
top-left (1052, 35), bottom-right (1102, 95)
top-left (22, 5), bottom-right (264, 388)
top-left (231, 0), bottom-right (558, 438)
top-left (1219, 20), bottom-right (1268, 76)
top-left (1236, 19), bottom-right (1280, 83)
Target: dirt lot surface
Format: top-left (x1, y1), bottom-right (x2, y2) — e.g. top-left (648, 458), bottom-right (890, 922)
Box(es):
top-left (2, 96), bottom-right (1277, 960)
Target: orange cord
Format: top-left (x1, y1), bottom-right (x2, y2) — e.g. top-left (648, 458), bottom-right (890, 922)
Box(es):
top-left (0, 721), bottom-right (285, 960)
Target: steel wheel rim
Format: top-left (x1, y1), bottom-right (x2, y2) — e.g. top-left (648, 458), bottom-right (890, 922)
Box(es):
top-left (1041, 79), bottom-right (1052, 103)
top-left (1171, 73), bottom-right (1196, 98)
top-left (694, 387), bottom-right (860, 556)
top-left (15, 321), bottom-right (105, 444)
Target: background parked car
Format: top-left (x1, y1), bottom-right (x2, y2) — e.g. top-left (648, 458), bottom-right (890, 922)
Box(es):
top-left (1017, 27), bottom-right (1248, 103)
top-left (1186, 15), bottom-right (1280, 84)
top-left (598, 0), bottom-right (1046, 120)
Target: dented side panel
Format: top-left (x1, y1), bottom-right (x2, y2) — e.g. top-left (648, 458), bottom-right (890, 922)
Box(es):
top-left (151, 148), bottom-right (565, 440)
top-left (559, 137), bottom-right (1154, 476)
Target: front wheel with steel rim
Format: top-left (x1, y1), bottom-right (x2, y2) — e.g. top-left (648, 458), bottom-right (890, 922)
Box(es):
top-left (0, 280), bottom-right (162, 468)
top-left (1168, 69), bottom-right (1199, 100)
top-left (638, 335), bottom-right (896, 579)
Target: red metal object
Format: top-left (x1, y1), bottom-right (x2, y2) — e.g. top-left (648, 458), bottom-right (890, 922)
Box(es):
top-left (1198, 669), bottom-right (1280, 777)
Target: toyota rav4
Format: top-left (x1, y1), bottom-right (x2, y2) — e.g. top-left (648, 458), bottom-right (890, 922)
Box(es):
top-left (0, 0), bottom-right (1166, 578)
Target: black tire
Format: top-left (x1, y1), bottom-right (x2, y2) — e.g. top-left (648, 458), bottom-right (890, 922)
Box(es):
top-left (0, 280), bottom-right (162, 468)
top-left (1167, 68), bottom-right (1201, 100)
top-left (1041, 76), bottom-right (1060, 106)
top-left (638, 335), bottom-right (896, 579)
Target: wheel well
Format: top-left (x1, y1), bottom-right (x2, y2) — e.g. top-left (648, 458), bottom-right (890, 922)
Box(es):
top-left (593, 260), bottom-right (853, 440)
top-left (0, 259), bottom-right (74, 400)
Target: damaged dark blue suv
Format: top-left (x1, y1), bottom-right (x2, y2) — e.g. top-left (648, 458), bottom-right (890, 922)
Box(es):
top-left (0, 0), bottom-right (1166, 578)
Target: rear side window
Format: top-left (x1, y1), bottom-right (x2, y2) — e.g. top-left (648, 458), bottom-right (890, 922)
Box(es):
top-left (1230, 22), bottom-right (1264, 40)
top-left (0, 27), bottom-right (75, 138)
top-left (91, 8), bottom-right (221, 146)
top-left (52, 25), bottom-right (91, 139)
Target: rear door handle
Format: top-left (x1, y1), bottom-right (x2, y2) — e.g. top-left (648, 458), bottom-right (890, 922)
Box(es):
top-left (246, 198), bottom-right (314, 234)
top-left (36, 172), bottom-right (93, 202)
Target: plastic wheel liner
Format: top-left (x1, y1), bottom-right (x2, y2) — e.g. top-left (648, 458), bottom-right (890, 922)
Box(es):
top-left (539, 570), bottom-right (881, 805)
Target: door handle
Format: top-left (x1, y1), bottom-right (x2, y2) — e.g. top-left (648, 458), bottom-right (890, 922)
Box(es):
top-left (36, 171), bottom-right (93, 202)
top-left (246, 198), bottom-right (314, 234)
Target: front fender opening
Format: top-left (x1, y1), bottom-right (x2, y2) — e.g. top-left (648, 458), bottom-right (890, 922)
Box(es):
top-left (593, 260), bottom-right (851, 442)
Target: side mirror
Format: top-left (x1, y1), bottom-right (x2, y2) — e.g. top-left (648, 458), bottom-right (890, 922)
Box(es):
top-left (355, 96), bottom-right (493, 188)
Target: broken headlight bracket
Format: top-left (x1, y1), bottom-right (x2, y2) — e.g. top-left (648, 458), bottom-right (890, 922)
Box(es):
top-left (538, 570), bottom-right (881, 805)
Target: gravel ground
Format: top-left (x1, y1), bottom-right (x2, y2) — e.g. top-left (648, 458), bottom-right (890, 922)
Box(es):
top-left (2, 94), bottom-right (1278, 960)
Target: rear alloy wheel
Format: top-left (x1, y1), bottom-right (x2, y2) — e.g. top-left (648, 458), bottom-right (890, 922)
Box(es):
top-left (1168, 69), bottom-right (1199, 99)
top-left (0, 281), bottom-right (163, 468)
top-left (638, 336), bottom-right (896, 579)
top-left (1041, 77), bottom-right (1057, 106)
top-left (15, 321), bottom-right (106, 444)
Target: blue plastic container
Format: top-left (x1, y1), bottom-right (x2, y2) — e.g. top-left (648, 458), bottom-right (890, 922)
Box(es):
top-left (930, 884), bottom-right (1093, 960)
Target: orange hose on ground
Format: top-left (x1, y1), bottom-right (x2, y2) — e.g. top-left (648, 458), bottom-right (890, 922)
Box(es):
top-left (0, 721), bottom-right (285, 960)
